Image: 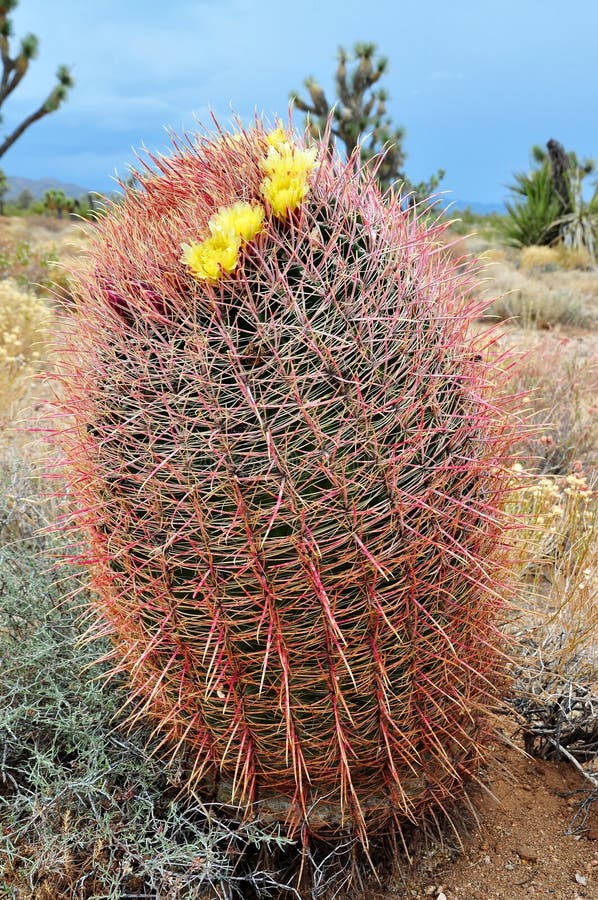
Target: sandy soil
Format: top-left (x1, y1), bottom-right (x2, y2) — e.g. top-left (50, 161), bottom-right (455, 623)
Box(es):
top-left (388, 719), bottom-right (598, 900)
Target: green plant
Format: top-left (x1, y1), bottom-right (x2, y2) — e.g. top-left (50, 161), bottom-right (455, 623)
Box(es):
top-left (503, 141), bottom-right (598, 258)
top-left (0, 0), bottom-right (74, 158)
top-left (503, 164), bottom-right (561, 248)
top-left (0, 233), bottom-right (67, 297)
top-left (448, 207), bottom-right (507, 241)
top-left (15, 186), bottom-right (33, 209)
top-left (291, 43), bottom-right (444, 199)
top-left (43, 187), bottom-right (76, 218)
top-left (53, 120), bottom-right (518, 848)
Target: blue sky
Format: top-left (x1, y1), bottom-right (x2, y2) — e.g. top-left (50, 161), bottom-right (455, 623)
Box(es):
top-left (2, 0), bottom-right (597, 203)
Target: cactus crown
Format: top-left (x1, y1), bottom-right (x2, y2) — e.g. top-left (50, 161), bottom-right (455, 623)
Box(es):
top-left (54, 119), bottom-right (516, 843)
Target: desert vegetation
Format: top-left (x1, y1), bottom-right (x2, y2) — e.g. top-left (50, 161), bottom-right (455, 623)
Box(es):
top-left (0, 120), bottom-right (596, 898)
top-left (503, 141), bottom-right (597, 260)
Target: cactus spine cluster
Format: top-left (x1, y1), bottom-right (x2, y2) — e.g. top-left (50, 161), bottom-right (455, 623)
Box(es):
top-left (55, 120), bottom-right (515, 842)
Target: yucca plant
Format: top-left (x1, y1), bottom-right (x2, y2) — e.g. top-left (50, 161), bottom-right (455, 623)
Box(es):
top-left (503, 141), bottom-right (598, 258)
top-left (556, 165), bottom-right (598, 262)
top-left (503, 164), bottom-right (561, 247)
top-left (51, 120), bottom-right (517, 846)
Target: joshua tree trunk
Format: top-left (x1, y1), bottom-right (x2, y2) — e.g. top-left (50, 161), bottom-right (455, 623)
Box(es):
top-left (547, 139), bottom-right (572, 218)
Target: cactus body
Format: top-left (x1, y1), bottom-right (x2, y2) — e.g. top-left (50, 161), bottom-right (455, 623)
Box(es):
top-left (55, 123), bottom-right (514, 840)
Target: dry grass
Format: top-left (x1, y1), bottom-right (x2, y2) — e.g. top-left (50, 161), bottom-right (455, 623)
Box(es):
top-left (0, 216), bottom-right (90, 302)
top-left (508, 467), bottom-right (597, 666)
top-left (505, 465), bottom-right (598, 829)
top-left (0, 280), bottom-right (53, 425)
top-left (554, 245), bottom-right (595, 270)
top-left (502, 332), bottom-right (598, 474)
top-left (519, 245), bottom-right (561, 271)
top-left (518, 244), bottom-right (594, 273)
top-left (478, 254), bottom-right (597, 328)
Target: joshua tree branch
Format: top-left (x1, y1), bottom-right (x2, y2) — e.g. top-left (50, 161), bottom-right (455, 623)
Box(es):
top-left (0, 96), bottom-right (45, 156)
top-left (0, 2), bottom-right (73, 159)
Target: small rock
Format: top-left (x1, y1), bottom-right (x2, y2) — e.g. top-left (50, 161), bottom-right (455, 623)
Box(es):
top-left (483, 854), bottom-right (491, 865)
top-left (516, 845), bottom-right (538, 863)
top-left (586, 829), bottom-right (598, 841)
top-left (575, 873), bottom-right (588, 887)
top-left (437, 893), bottom-right (447, 900)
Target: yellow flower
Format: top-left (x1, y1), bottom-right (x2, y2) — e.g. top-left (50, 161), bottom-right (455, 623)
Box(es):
top-left (260, 141), bottom-right (317, 219)
top-left (266, 126), bottom-right (290, 150)
top-left (182, 201), bottom-right (266, 283)
top-left (181, 232), bottom-right (241, 283)
top-left (210, 201), bottom-right (265, 243)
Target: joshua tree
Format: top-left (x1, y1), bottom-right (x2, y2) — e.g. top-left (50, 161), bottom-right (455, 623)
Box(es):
top-left (43, 187), bottom-right (68, 217)
top-left (64, 195), bottom-right (78, 217)
top-left (291, 42), bottom-right (444, 201)
top-left (0, 0), bottom-right (74, 159)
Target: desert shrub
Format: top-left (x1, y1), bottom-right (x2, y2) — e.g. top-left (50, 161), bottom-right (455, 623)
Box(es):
top-left (479, 247), bottom-right (508, 263)
top-left (508, 466), bottom-right (597, 623)
top-left (518, 244), bottom-right (595, 273)
top-left (554, 244), bottom-right (595, 270)
top-left (20, 214), bottom-right (73, 235)
top-left (479, 260), bottom-right (594, 329)
top-left (447, 208), bottom-right (507, 243)
top-left (503, 164), bottom-right (561, 248)
top-left (503, 142), bottom-right (598, 258)
top-left (0, 449), bottom-right (49, 546)
top-left (482, 287), bottom-right (590, 329)
top-left (0, 223), bottom-right (88, 302)
top-left (0, 280), bottom-right (52, 421)
top-left (518, 245), bottom-right (560, 271)
top-left (505, 335), bottom-right (598, 474)
top-left (506, 465), bottom-right (598, 817)
top-left (0, 236), bottom-right (58, 292)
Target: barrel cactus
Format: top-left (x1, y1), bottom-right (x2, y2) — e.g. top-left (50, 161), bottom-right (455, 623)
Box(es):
top-left (54, 121), bottom-right (514, 843)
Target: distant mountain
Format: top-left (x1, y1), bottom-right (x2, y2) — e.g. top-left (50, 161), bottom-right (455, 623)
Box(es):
top-left (5, 175), bottom-right (91, 202)
top-left (440, 198), bottom-right (505, 215)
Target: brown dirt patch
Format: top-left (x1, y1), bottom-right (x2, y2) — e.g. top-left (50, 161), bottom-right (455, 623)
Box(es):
top-left (387, 720), bottom-right (598, 900)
